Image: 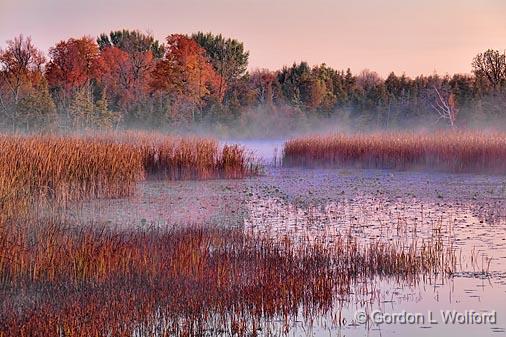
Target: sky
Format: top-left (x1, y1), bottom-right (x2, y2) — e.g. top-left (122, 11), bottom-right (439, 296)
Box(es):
top-left (1, 0), bottom-right (505, 77)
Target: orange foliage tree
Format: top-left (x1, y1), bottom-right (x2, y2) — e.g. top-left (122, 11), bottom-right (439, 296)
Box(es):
top-left (100, 46), bottom-right (154, 117)
top-left (150, 34), bottom-right (223, 122)
top-left (0, 35), bottom-right (46, 125)
top-left (46, 37), bottom-right (104, 110)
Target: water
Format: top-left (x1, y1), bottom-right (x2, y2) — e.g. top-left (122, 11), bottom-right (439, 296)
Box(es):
top-left (74, 140), bottom-right (506, 336)
top-left (242, 167), bottom-right (506, 336)
top-left (221, 139), bottom-right (285, 165)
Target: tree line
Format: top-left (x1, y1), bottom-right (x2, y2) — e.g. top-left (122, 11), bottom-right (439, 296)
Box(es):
top-left (1, 30), bottom-right (505, 133)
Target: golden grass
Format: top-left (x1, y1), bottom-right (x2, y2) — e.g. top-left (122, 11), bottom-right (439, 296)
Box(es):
top-left (0, 135), bottom-right (144, 221)
top-left (82, 131), bottom-right (260, 180)
top-left (282, 131), bottom-right (506, 174)
top-left (0, 132), bottom-right (259, 222)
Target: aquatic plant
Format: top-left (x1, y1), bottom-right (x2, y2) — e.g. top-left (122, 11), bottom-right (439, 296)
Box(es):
top-left (0, 218), bottom-right (456, 337)
top-left (0, 132), bottom-right (259, 222)
top-left (283, 131), bottom-right (506, 174)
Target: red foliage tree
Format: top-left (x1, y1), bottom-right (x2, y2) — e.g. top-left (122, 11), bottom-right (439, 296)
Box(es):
top-left (150, 34), bottom-right (223, 121)
top-left (250, 69), bottom-right (276, 106)
top-left (46, 37), bottom-right (104, 107)
top-left (100, 46), bottom-right (154, 113)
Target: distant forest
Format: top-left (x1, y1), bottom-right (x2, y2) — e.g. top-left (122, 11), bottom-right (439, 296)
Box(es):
top-left (1, 30), bottom-right (505, 136)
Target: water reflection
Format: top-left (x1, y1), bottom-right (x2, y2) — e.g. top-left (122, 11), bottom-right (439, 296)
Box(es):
top-left (243, 173), bottom-right (506, 336)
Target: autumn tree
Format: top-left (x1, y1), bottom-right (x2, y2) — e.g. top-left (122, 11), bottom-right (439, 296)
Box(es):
top-left (97, 30), bottom-right (162, 124)
top-left (100, 46), bottom-right (131, 109)
top-left (311, 64), bottom-right (345, 115)
top-left (191, 32), bottom-right (249, 98)
top-left (100, 46), bottom-right (153, 118)
top-left (3, 30), bottom-right (506, 131)
top-left (151, 34), bottom-right (223, 123)
top-left (45, 36), bottom-right (104, 114)
top-left (0, 35), bottom-right (46, 127)
top-left (277, 62), bottom-right (353, 114)
top-left (472, 49), bottom-right (506, 91)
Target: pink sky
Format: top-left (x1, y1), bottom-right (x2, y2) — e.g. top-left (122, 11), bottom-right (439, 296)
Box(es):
top-left (1, 0), bottom-right (505, 77)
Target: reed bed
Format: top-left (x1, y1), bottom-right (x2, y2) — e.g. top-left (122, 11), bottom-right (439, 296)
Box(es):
top-left (0, 219), bottom-right (456, 337)
top-left (282, 131), bottom-right (506, 174)
top-left (101, 131), bottom-right (258, 180)
top-left (0, 132), bottom-right (259, 222)
top-left (0, 135), bottom-right (144, 221)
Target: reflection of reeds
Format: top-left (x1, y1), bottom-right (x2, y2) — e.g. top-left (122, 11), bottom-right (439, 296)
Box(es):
top-left (283, 131), bottom-right (506, 174)
top-left (0, 132), bottom-right (259, 222)
top-left (0, 219), bottom-right (455, 336)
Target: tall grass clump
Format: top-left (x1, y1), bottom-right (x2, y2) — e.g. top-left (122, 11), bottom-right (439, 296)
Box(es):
top-left (84, 131), bottom-right (260, 180)
top-left (0, 132), bottom-right (259, 222)
top-left (0, 135), bottom-right (144, 221)
top-left (283, 131), bottom-right (506, 174)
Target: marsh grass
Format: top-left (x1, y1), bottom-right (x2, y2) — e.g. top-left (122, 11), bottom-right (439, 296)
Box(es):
top-left (0, 131), bottom-right (469, 336)
top-left (0, 132), bottom-right (259, 223)
top-left (283, 131), bottom-right (506, 174)
top-left (95, 131), bottom-right (259, 180)
top-left (0, 218), bottom-right (456, 337)
top-left (0, 135), bottom-right (144, 222)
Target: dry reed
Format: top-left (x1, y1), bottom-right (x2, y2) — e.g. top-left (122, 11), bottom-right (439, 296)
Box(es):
top-left (282, 131), bottom-right (506, 174)
top-left (0, 135), bottom-right (144, 221)
top-left (0, 132), bottom-right (259, 222)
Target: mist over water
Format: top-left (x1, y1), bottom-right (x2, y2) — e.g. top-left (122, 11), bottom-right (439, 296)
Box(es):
top-left (221, 139), bottom-right (284, 165)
